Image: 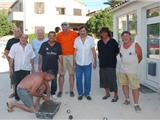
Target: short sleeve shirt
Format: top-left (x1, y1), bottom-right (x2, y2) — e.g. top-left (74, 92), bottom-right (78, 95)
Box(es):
top-left (74, 36), bottom-right (95, 66)
top-left (39, 41), bottom-right (62, 73)
top-left (32, 38), bottom-right (48, 64)
top-left (56, 30), bottom-right (78, 55)
top-left (5, 38), bottom-right (19, 51)
top-left (8, 43), bottom-right (35, 71)
top-left (97, 39), bottom-right (119, 68)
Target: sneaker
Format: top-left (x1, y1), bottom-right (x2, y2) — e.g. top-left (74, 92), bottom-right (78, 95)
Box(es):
top-left (86, 96), bottom-right (92, 100)
top-left (78, 96), bottom-right (83, 100)
top-left (52, 95), bottom-right (57, 100)
top-left (134, 105), bottom-right (141, 112)
top-left (111, 96), bottom-right (119, 102)
top-left (102, 95), bottom-right (110, 100)
top-left (57, 91), bottom-right (62, 97)
top-left (70, 91), bottom-right (75, 97)
top-left (123, 100), bottom-right (130, 105)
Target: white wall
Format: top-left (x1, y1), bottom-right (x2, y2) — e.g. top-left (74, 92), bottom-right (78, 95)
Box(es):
top-left (112, 1), bottom-right (160, 92)
top-left (22, 0), bottom-right (89, 34)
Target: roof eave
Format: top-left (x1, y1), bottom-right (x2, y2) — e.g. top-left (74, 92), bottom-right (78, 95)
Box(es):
top-left (112, 0), bottom-right (136, 13)
top-left (10, 0), bottom-right (19, 9)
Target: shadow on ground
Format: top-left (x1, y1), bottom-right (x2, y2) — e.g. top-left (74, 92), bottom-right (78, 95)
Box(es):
top-left (140, 84), bottom-right (156, 94)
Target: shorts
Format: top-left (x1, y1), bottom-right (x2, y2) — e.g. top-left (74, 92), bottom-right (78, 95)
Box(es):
top-left (118, 72), bottom-right (140, 89)
top-left (99, 68), bottom-right (118, 92)
top-left (59, 55), bottom-right (74, 75)
top-left (17, 87), bottom-right (33, 108)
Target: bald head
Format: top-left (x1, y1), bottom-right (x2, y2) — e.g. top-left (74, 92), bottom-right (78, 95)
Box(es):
top-left (36, 28), bottom-right (45, 40)
top-left (14, 27), bottom-right (22, 39)
top-left (61, 22), bottom-right (69, 32)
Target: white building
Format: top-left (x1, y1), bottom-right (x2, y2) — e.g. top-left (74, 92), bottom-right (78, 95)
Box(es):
top-left (112, 0), bottom-right (160, 92)
top-left (9, 0), bottom-right (89, 34)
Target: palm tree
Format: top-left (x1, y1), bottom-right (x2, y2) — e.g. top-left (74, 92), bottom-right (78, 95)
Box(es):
top-left (104, 0), bottom-right (124, 7)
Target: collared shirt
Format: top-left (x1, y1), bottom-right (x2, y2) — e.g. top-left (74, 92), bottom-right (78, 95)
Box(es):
top-left (56, 30), bottom-right (78, 55)
top-left (8, 42), bottom-right (35, 71)
top-left (74, 36), bottom-right (95, 66)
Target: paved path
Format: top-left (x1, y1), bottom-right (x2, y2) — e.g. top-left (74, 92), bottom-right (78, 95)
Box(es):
top-left (0, 44), bottom-right (160, 119)
top-left (0, 67), bottom-right (160, 119)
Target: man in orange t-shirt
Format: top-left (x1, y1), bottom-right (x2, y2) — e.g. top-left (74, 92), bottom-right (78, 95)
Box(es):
top-left (56, 22), bottom-right (78, 97)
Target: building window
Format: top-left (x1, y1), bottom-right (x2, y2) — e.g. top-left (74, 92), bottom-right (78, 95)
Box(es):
top-left (73, 9), bottom-right (82, 16)
top-left (128, 13), bottom-right (137, 41)
top-left (34, 2), bottom-right (44, 14)
top-left (56, 7), bottom-right (65, 15)
top-left (118, 15), bottom-right (127, 42)
top-left (147, 23), bottom-right (160, 60)
top-left (147, 6), bottom-right (160, 18)
top-left (118, 13), bottom-right (137, 42)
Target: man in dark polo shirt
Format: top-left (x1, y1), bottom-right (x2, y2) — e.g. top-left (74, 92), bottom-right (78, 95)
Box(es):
top-left (4, 27), bottom-right (22, 98)
top-left (38, 31), bottom-right (63, 99)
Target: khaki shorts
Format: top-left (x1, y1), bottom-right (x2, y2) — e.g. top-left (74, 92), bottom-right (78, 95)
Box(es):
top-left (59, 55), bottom-right (74, 75)
top-left (118, 72), bottom-right (140, 89)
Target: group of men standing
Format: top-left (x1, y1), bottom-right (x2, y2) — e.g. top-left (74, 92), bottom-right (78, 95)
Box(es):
top-left (4, 22), bottom-right (143, 113)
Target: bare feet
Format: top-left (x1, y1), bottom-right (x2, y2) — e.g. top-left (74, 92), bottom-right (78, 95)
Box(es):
top-left (6, 99), bottom-right (15, 112)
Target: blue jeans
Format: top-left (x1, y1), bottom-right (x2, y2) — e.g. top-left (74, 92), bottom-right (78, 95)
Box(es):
top-left (76, 63), bottom-right (92, 96)
top-left (51, 78), bottom-right (57, 95)
top-left (17, 87), bottom-right (33, 108)
top-left (43, 69), bottom-right (57, 95)
top-left (50, 72), bottom-right (57, 95)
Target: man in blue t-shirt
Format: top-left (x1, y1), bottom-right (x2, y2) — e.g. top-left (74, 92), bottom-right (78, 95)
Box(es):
top-left (32, 28), bottom-right (48, 72)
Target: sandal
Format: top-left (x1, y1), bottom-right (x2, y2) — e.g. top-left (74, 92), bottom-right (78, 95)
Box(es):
top-left (123, 100), bottom-right (130, 105)
top-left (102, 95), bottom-right (110, 100)
top-left (111, 96), bottom-right (119, 102)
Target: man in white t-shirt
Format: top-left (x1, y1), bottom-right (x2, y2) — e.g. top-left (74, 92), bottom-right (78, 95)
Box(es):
top-left (119, 31), bottom-right (142, 112)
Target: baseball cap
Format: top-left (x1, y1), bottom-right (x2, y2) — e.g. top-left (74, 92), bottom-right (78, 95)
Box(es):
top-left (61, 22), bottom-right (69, 27)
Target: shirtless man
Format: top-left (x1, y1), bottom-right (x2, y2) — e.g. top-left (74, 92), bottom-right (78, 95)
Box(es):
top-left (6, 72), bottom-right (55, 113)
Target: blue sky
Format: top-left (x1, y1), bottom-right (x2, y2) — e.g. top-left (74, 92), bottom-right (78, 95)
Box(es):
top-left (0, 0), bottom-right (15, 2)
top-left (81, 0), bottom-right (109, 11)
top-left (1, 0), bottom-right (109, 11)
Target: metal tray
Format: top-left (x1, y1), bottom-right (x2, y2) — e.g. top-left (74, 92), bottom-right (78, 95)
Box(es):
top-left (35, 100), bottom-right (61, 119)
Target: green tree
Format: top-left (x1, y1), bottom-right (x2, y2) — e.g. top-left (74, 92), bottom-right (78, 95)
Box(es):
top-left (104, 0), bottom-right (123, 7)
top-left (86, 8), bottom-right (113, 37)
top-left (0, 9), bottom-right (15, 37)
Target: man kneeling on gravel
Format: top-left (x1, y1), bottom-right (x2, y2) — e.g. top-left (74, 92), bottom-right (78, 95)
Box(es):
top-left (7, 72), bottom-right (55, 113)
